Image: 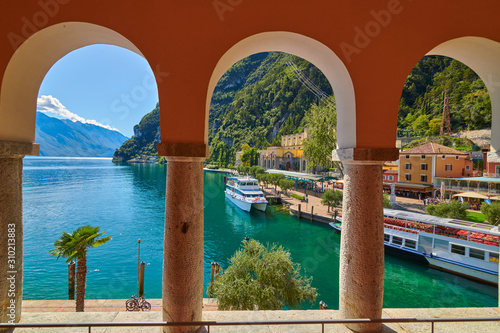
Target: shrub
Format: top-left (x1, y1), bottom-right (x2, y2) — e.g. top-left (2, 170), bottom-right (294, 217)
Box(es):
top-left (213, 240), bottom-right (317, 310)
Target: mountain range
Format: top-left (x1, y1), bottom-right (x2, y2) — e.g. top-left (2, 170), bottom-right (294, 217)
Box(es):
top-left (35, 112), bottom-right (129, 157)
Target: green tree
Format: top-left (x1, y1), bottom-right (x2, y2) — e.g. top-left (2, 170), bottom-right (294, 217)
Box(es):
top-left (321, 189), bottom-right (343, 212)
top-left (213, 239), bottom-right (317, 310)
top-left (481, 202), bottom-right (500, 226)
top-left (303, 103), bottom-right (337, 172)
top-left (427, 118), bottom-right (442, 136)
top-left (49, 226), bottom-right (111, 312)
top-left (383, 193), bottom-right (392, 208)
top-left (426, 200), bottom-right (469, 219)
top-left (269, 173), bottom-right (285, 191)
top-left (249, 165), bottom-right (265, 177)
top-left (278, 178), bottom-right (295, 196)
top-left (411, 114), bottom-right (429, 136)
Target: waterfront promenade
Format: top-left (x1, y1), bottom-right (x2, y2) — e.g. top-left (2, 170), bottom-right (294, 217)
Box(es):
top-left (265, 185), bottom-right (427, 224)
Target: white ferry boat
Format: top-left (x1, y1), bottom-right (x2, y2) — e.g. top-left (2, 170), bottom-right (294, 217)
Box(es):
top-left (225, 177), bottom-right (268, 212)
top-left (330, 208), bottom-right (500, 285)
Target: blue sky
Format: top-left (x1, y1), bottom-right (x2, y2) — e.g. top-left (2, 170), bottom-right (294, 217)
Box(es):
top-left (37, 44), bottom-right (159, 138)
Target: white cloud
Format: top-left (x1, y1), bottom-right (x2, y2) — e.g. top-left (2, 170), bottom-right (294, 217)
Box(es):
top-left (37, 95), bottom-right (120, 132)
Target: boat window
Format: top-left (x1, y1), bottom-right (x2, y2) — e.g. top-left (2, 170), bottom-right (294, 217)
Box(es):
top-left (405, 239), bottom-right (416, 249)
top-left (434, 239), bottom-right (449, 251)
top-left (489, 252), bottom-right (499, 263)
top-left (469, 248), bottom-right (485, 260)
top-left (384, 234), bottom-right (390, 242)
top-left (418, 236), bottom-right (433, 254)
top-left (450, 244), bottom-right (466, 256)
top-left (392, 236), bottom-right (403, 246)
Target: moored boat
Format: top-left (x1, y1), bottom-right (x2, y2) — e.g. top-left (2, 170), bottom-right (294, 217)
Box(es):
top-left (224, 177), bottom-right (268, 212)
top-left (331, 208), bottom-right (500, 285)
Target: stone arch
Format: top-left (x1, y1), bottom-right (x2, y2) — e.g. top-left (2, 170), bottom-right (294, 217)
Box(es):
top-left (0, 22), bottom-right (147, 143)
top-left (206, 31), bottom-right (355, 149)
top-left (427, 37), bottom-right (500, 151)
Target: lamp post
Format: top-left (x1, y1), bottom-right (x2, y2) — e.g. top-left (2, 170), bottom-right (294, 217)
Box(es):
top-left (137, 239), bottom-right (141, 297)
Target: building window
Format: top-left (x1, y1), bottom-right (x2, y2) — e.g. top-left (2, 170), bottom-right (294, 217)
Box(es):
top-left (405, 155), bottom-right (409, 159)
top-left (384, 234), bottom-right (390, 242)
top-left (455, 156), bottom-right (459, 160)
top-left (489, 252), bottom-right (499, 263)
top-left (405, 174), bottom-right (411, 181)
top-left (466, 165), bottom-right (470, 170)
top-left (420, 175), bottom-right (427, 182)
top-left (421, 163), bottom-right (428, 170)
top-left (383, 175), bottom-right (386, 180)
top-left (405, 163), bottom-right (411, 170)
top-left (442, 155), bottom-right (446, 159)
top-left (421, 155), bottom-right (426, 159)
top-left (445, 164), bottom-right (452, 171)
top-left (388, 176), bottom-right (394, 181)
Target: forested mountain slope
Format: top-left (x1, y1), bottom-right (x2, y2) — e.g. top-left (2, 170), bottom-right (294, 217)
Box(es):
top-left (399, 56), bottom-right (491, 136)
top-left (114, 54), bottom-right (492, 163)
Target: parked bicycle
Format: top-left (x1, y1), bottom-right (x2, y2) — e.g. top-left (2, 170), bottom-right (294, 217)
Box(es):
top-left (125, 294), bottom-right (151, 311)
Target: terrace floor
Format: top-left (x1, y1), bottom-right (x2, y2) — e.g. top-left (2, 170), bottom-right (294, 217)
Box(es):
top-left (14, 300), bottom-right (500, 332)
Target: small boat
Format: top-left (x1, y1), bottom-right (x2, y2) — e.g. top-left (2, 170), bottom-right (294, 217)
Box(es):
top-left (330, 208), bottom-right (500, 285)
top-left (224, 176), bottom-right (268, 212)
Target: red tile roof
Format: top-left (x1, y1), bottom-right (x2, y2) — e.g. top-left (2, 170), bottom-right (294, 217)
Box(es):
top-left (401, 143), bottom-right (468, 155)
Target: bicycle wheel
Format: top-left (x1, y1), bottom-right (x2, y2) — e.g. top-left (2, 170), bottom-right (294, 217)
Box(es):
top-left (126, 299), bottom-right (138, 311)
top-left (142, 301), bottom-right (151, 311)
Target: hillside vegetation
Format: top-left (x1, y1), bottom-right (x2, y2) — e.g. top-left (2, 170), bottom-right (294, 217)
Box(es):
top-left (399, 56), bottom-right (491, 136)
top-left (113, 103), bottom-right (160, 161)
top-left (114, 54), bottom-right (492, 163)
top-left (403, 136), bottom-right (478, 152)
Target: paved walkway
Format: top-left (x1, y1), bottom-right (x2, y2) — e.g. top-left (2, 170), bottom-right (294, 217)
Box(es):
top-left (22, 299), bottom-right (218, 312)
top-left (263, 185), bottom-right (429, 222)
top-left (14, 307), bottom-right (500, 332)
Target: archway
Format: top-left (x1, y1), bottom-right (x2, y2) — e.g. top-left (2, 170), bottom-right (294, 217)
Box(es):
top-left (0, 21), bottom-right (155, 325)
top-left (428, 37), bottom-right (500, 151)
top-left (0, 22), bottom-right (146, 143)
top-left (206, 32), bottom-right (355, 149)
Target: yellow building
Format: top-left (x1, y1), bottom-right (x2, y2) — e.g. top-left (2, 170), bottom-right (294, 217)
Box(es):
top-left (258, 128), bottom-right (308, 171)
top-left (399, 143), bottom-right (473, 185)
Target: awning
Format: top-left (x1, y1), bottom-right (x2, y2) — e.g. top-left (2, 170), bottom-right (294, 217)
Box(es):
top-left (452, 192), bottom-right (489, 199)
top-left (383, 182), bottom-right (433, 192)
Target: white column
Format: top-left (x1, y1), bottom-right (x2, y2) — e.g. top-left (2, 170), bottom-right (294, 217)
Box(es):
top-left (0, 141), bottom-right (38, 332)
top-left (162, 156), bottom-right (205, 333)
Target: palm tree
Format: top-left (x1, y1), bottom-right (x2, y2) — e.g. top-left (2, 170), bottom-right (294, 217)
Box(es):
top-left (49, 225), bottom-right (111, 312)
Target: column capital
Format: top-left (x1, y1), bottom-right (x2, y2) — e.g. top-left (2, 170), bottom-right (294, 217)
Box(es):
top-left (0, 140), bottom-right (39, 158)
top-left (156, 142), bottom-right (208, 158)
top-left (333, 147), bottom-right (399, 163)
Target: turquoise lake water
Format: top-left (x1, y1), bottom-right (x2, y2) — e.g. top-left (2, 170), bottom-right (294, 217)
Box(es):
top-left (22, 157), bottom-right (498, 309)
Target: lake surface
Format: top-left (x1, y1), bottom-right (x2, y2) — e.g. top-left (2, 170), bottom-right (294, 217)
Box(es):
top-left (22, 157), bottom-right (498, 309)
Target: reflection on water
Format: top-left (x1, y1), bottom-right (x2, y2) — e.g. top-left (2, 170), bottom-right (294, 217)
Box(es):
top-left (22, 157), bottom-right (497, 309)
